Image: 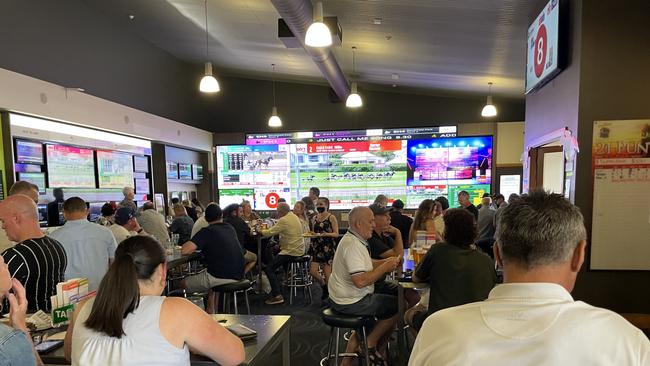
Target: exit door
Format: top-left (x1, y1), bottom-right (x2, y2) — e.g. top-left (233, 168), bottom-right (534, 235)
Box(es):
top-left (528, 145), bottom-right (564, 193)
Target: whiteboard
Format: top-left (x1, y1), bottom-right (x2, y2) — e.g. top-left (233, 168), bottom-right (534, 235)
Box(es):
top-left (590, 120), bottom-right (650, 270)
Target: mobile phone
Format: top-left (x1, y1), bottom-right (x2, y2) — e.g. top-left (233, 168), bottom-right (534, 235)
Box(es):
top-left (35, 340), bottom-right (64, 354)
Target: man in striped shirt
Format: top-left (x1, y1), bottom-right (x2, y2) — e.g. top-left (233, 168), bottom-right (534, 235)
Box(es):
top-left (0, 194), bottom-right (67, 312)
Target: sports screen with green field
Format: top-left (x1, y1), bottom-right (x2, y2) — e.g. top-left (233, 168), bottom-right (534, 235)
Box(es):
top-left (217, 127), bottom-right (493, 210)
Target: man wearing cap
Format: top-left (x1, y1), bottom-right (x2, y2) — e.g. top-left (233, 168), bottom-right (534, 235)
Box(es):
top-left (389, 199), bottom-right (412, 247)
top-left (181, 204), bottom-right (245, 312)
top-left (109, 206), bottom-right (148, 244)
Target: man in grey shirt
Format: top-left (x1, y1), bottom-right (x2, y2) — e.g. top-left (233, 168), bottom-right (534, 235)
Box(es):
top-left (50, 197), bottom-right (117, 291)
top-left (477, 197), bottom-right (496, 241)
top-left (137, 201), bottom-right (170, 245)
top-left (170, 203), bottom-right (195, 244)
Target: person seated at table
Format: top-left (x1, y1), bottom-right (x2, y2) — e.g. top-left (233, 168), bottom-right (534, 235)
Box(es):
top-left (240, 200), bottom-right (260, 222)
top-left (169, 203), bottom-right (194, 245)
top-left (405, 208), bottom-right (496, 333)
top-left (181, 204), bottom-right (246, 312)
top-left (328, 206), bottom-right (400, 366)
top-left (368, 204), bottom-right (419, 307)
top-left (0, 255), bottom-right (43, 365)
top-left (137, 201), bottom-right (170, 245)
top-left (308, 197), bottom-right (339, 300)
top-left (0, 194), bottom-right (67, 312)
top-left (293, 200), bottom-right (311, 251)
top-left (223, 203), bottom-right (257, 274)
top-left (409, 191), bottom-right (650, 365)
top-left (110, 206), bottom-right (148, 245)
top-left (408, 199), bottom-right (441, 246)
top-left (50, 197), bottom-right (117, 292)
top-left (64, 235), bottom-right (245, 366)
top-left (260, 202), bottom-right (305, 305)
top-left (95, 202), bottom-right (115, 227)
top-left (191, 201), bottom-right (217, 238)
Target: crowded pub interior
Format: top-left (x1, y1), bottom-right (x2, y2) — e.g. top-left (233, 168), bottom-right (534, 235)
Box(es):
top-left (0, 0), bottom-right (648, 365)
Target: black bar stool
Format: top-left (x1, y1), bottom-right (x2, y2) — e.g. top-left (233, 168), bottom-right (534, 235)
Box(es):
top-left (321, 308), bottom-right (375, 366)
top-left (211, 279), bottom-right (252, 314)
top-left (283, 255), bottom-right (313, 305)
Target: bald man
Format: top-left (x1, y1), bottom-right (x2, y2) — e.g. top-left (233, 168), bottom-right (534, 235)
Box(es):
top-left (0, 181), bottom-right (42, 253)
top-left (0, 195), bottom-right (66, 312)
top-left (328, 206), bottom-right (400, 366)
top-left (261, 202), bottom-right (305, 305)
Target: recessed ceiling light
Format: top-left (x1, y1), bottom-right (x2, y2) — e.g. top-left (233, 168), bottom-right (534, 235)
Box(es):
top-left (128, 14), bottom-right (135, 20)
top-left (373, 17), bottom-right (382, 25)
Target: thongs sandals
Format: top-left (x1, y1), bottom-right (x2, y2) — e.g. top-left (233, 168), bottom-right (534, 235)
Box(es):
top-left (366, 347), bottom-right (388, 366)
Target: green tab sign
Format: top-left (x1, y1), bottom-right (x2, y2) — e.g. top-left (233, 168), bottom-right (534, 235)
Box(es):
top-left (51, 304), bottom-right (74, 326)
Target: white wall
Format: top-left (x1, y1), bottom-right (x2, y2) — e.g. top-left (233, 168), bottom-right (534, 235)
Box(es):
top-left (0, 68), bottom-right (212, 151)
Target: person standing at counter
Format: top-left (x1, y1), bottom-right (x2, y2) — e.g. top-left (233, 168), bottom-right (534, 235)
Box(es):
top-left (0, 194), bottom-right (66, 312)
top-left (46, 187), bottom-right (65, 227)
top-left (65, 235), bottom-right (245, 366)
top-left (308, 197), bottom-right (338, 300)
top-left (118, 186), bottom-right (137, 212)
top-left (261, 202), bottom-right (305, 305)
top-left (50, 197), bottom-right (117, 292)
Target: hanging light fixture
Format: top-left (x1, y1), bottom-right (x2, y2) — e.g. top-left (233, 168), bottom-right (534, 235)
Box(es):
top-left (346, 47), bottom-right (363, 108)
top-left (268, 64), bottom-right (282, 128)
top-left (481, 82), bottom-right (497, 117)
top-left (305, 1), bottom-right (332, 47)
top-left (199, 0), bottom-right (220, 93)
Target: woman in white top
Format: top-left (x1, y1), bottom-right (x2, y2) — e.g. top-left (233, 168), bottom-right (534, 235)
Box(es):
top-left (64, 236), bottom-right (244, 366)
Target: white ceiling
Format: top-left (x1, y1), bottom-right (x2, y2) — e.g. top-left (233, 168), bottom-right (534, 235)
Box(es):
top-left (82, 0), bottom-right (535, 98)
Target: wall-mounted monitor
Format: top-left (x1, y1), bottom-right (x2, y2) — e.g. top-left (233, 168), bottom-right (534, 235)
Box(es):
top-left (166, 161), bottom-right (179, 180)
top-left (192, 164), bottom-right (203, 180)
top-left (46, 144), bottom-right (96, 188)
top-left (134, 178), bottom-right (150, 195)
top-left (133, 155), bottom-right (149, 173)
top-left (178, 163), bottom-right (192, 180)
top-left (88, 202), bottom-right (104, 222)
top-left (15, 163), bottom-right (42, 173)
top-left (97, 150), bottom-right (134, 189)
top-left (15, 139), bottom-right (44, 165)
top-left (525, 0), bottom-right (565, 94)
top-left (17, 172), bottom-right (46, 194)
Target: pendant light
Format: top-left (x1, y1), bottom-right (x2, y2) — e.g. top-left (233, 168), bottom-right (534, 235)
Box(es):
top-left (268, 64), bottom-right (282, 128)
top-left (481, 82), bottom-right (497, 117)
top-left (305, 1), bottom-right (332, 47)
top-left (346, 47), bottom-right (363, 108)
top-left (199, 0), bottom-right (220, 93)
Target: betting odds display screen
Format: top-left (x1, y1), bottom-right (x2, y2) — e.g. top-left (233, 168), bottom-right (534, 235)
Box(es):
top-left (97, 150), bottom-right (134, 188)
top-left (217, 126), bottom-right (492, 210)
top-left (46, 144), bottom-right (96, 188)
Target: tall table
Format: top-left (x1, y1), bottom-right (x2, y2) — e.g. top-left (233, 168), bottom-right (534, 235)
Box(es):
top-left (397, 249), bottom-right (429, 366)
top-left (40, 314), bottom-right (291, 366)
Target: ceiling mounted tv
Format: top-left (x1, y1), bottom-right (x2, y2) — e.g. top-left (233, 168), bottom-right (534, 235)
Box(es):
top-left (525, 0), bottom-right (566, 94)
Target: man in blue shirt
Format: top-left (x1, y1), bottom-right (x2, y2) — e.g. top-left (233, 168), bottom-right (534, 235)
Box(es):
top-left (50, 197), bottom-right (117, 291)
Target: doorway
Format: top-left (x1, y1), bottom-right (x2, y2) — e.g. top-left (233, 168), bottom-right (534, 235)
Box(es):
top-left (528, 144), bottom-right (564, 193)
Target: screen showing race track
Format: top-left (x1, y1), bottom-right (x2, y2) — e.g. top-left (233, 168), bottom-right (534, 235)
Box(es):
top-left (217, 127), bottom-right (493, 210)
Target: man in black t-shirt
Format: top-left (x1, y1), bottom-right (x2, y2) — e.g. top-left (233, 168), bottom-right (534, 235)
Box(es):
top-left (46, 188), bottom-right (65, 227)
top-left (0, 195), bottom-right (67, 312)
top-left (458, 190), bottom-right (479, 220)
top-left (181, 204), bottom-right (245, 291)
top-left (389, 199), bottom-right (413, 247)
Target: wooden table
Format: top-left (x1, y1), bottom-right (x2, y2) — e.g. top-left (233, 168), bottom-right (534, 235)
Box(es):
top-left (41, 314), bottom-right (291, 366)
top-left (167, 251), bottom-right (201, 268)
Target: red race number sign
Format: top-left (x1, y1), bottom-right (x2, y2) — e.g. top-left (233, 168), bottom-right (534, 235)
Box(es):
top-left (534, 24), bottom-right (548, 77)
top-left (265, 192), bottom-right (280, 208)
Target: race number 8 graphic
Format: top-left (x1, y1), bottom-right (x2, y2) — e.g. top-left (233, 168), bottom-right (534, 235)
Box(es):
top-left (265, 192), bottom-right (280, 209)
top-left (534, 24), bottom-right (548, 77)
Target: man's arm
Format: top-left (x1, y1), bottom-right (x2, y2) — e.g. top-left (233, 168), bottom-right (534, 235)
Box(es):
top-left (261, 218), bottom-right (285, 238)
top-left (181, 241), bottom-right (198, 255)
top-left (351, 257), bottom-right (399, 288)
top-left (386, 225), bottom-right (404, 257)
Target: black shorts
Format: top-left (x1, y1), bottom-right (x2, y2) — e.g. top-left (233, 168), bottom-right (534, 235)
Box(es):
top-left (374, 279), bottom-right (398, 297)
top-left (331, 293), bottom-right (398, 320)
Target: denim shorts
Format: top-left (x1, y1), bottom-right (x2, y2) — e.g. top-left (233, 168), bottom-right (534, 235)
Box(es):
top-left (331, 293), bottom-right (398, 320)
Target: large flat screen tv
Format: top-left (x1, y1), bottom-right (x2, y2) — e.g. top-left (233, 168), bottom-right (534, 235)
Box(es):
top-left (15, 140), bottom-right (44, 165)
top-left (525, 0), bottom-right (565, 93)
top-left (17, 172), bottom-right (46, 194)
top-left (133, 155), bottom-right (149, 173)
top-left (46, 144), bottom-right (96, 188)
top-left (97, 151), bottom-right (134, 189)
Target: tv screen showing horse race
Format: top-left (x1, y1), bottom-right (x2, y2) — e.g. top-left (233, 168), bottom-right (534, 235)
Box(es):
top-left (217, 127), bottom-right (492, 210)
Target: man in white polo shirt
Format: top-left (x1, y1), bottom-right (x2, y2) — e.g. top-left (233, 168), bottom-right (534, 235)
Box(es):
top-left (328, 206), bottom-right (400, 366)
top-left (409, 190), bottom-right (650, 366)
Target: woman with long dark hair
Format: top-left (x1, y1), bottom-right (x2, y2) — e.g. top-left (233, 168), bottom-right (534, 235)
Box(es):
top-left (64, 236), bottom-right (244, 366)
top-left (408, 199), bottom-right (441, 246)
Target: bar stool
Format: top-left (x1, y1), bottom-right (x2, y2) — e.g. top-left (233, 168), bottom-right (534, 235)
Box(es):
top-left (320, 308), bottom-right (374, 366)
top-left (283, 255), bottom-right (313, 305)
top-left (211, 279), bottom-right (252, 314)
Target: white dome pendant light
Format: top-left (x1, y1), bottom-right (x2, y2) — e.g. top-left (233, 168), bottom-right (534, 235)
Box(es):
top-left (346, 47), bottom-right (363, 108)
top-left (199, 0), bottom-right (220, 93)
top-left (481, 82), bottom-right (497, 117)
top-left (268, 64), bottom-right (282, 128)
top-left (305, 2), bottom-right (332, 47)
